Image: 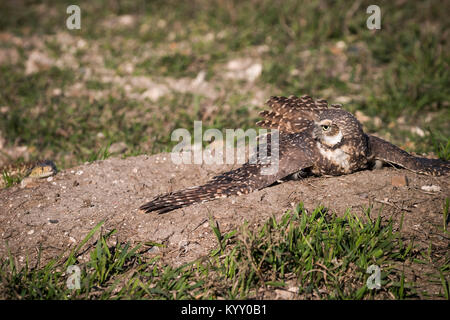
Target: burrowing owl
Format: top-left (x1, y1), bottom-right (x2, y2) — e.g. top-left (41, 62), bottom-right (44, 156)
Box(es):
top-left (140, 95), bottom-right (449, 214)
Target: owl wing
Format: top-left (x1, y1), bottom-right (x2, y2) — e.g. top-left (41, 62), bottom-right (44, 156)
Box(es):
top-left (368, 135), bottom-right (450, 176)
top-left (140, 131), bottom-right (315, 214)
top-left (257, 95), bottom-right (341, 133)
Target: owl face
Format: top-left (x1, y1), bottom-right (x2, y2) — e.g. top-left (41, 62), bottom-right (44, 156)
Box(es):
top-left (314, 119), bottom-right (343, 147)
top-left (313, 109), bottom-right (364, 148)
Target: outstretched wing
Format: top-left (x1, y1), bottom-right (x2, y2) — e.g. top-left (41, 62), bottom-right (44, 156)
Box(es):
top-left (368, 135), bottom-right (450, 176)
top-left (257, 95), bottom-right (341, 133)
top-left (140, 131), bottom-right (315, 214)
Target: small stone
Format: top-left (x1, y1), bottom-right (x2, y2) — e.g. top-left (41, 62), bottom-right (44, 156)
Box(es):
top-left (358, 193), bottom-right (369, 199)
top-left (421, 185), bottom-right (441, 192)
top-left (373, 116), bottom-right (382, 127)
top-left (108, 142), bottom-right (128, 154)
top-left (391, 175), bottom-right (408, 187)
top-left (355, 110), bottom-right (370, 124)
top-left (52, 88), bottom-right (62, 96)
top-left (20, 177), bottom-right (39, 188)
top-left (410, 126), bottom-right (425, 137)
top-left (335, 96), bottom-right (351, 104)
top-left (336, 40), bottom-right (347, 50)
top-left (287, 286), bottom-right (298, 293)
top-left (117, 14), bottom-right (135, 27)
top-left (275, 289), bottom-right (294, 299)
top-left (224, 58), bottom-right (262, 82)
top-left (25, 50), bottom-right (53, 75)
top-left (147, 246), bottom-right (160, 254)
top-left (0, 106), bottom-right (10, 114)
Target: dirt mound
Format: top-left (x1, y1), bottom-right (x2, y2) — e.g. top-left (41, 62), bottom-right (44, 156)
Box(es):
top-left (0, 153), bottom-right (448, 268)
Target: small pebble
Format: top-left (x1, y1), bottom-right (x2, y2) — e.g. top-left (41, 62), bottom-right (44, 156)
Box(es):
top-left (147, 246), bottom-right (160, 254)
top-left (421, 185), bottom-right (441, 192)
top-left (391, 175), bottom-right (408, 187)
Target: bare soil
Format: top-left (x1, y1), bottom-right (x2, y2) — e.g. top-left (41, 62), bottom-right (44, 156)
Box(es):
top-left (0, 153), bottom-right (448, 285)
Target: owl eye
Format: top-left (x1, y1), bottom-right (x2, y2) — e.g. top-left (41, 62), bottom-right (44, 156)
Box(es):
top-left (321, 125), bottom-right (330, 131)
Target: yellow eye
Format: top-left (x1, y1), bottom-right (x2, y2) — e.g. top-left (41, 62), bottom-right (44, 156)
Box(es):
top-left (321, 125), bottom-right (330, 131)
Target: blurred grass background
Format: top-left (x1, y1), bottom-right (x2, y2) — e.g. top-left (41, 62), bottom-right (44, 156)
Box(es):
top-left (0, 0), bottom-right (449, 172)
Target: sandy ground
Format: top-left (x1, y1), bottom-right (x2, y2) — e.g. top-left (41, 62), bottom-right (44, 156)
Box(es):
top-left (1, 152), bottom-right (448, 273)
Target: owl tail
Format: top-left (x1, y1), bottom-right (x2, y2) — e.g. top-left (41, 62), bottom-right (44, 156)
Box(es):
top-left (139, 179), bottom-right (254, 214)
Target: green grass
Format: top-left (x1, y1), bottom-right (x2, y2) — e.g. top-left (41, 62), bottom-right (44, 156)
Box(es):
top-left (1, 170), bottom-right (22, 188)
top-left (1, 204), bottom-right (447, 300)
top-left (136, 53), bottom-right (199, 78)
top-left (443, 198), bottom-right (449, 233)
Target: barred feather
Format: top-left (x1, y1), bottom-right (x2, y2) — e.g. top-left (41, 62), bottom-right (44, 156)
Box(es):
top-left (139, 169), bottom-right (257, 214)
top-left (140, 131), bottom-right (315, 214)
top-left (368, 135), bottom-right (450, 176)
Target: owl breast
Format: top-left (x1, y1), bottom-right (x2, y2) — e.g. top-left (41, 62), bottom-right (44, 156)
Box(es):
top-left (317, 142), bottom-right (351, 172)
top-left (312, 141), bottom-right (369, 176)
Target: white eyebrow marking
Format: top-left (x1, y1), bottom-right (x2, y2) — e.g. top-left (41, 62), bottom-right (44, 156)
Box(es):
top-left (323, 130), bottom-right (343, 146)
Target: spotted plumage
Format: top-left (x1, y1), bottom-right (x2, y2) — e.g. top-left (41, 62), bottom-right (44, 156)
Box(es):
top-left (140, 95), bottom-right (449, 214)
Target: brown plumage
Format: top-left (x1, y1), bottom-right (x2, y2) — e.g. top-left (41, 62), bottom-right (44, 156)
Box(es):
top-left (140, 95), bottom-right (449, 214)
top-left (367, 135), bottom-right (449, 176)
top-left (140, 132), bottom-right (314, 214)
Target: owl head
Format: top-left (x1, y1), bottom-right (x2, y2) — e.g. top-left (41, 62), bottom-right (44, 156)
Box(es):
top-left (313, 109), bottom-right (364, 148)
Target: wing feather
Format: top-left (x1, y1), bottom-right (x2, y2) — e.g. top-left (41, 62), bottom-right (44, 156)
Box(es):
top-left (257, 95), bottom-right (341, 133)
top-left (140, 131), bottom-right (315, 213)
top-left (368, 135), bottom-right (449, 176)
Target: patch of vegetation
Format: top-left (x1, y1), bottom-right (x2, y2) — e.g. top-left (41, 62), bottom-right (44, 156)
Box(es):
top-left (1, 204), bottom-right (447, 300)
top-left (1, 170), bottom-right (23, 188)
top-left (429, 132), bottom-right (450, 161)
top-left (136, 53), bottom-right (199, 78)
